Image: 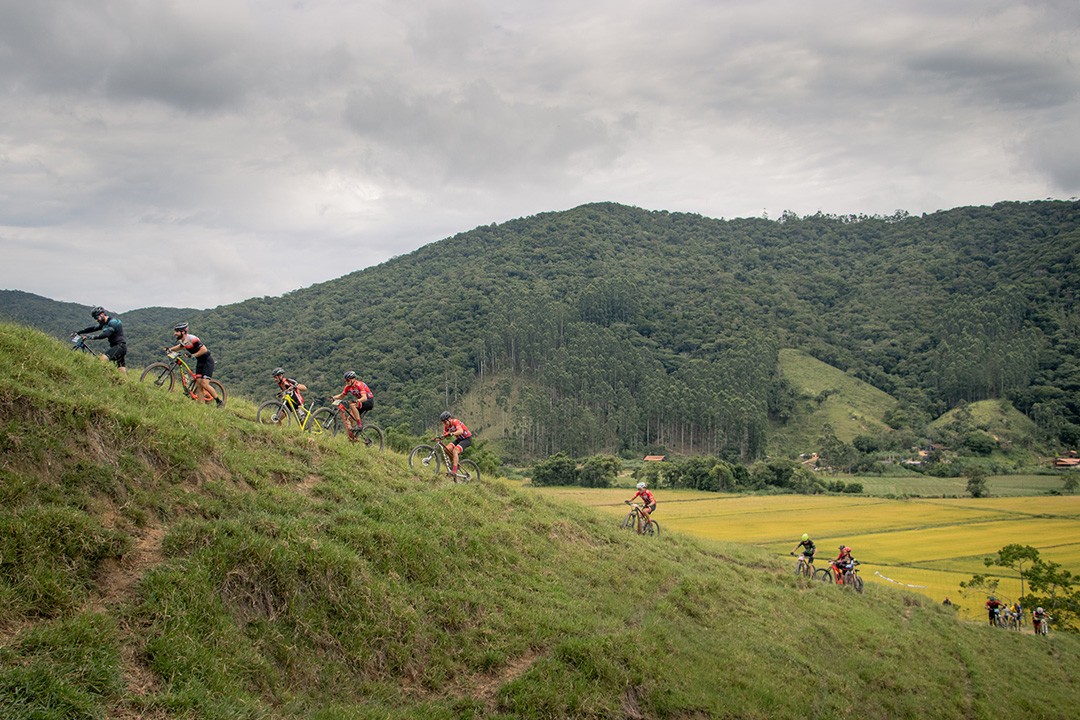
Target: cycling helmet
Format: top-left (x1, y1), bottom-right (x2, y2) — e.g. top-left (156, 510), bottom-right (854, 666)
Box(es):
top-left (801, 533), bottom-right (809, 541)
top-left (173, 322), bottom-right (189, 332)
top-left (636, 482), bottom-right (647, 489)
top-left (344, 370), bottom-right (357, 381)
top-left (90, 306), bottom-right (105, 318)
top-left (440, 411), bottom-right (452, 422)
top-left (272, 367), bottom-right (285, 377)
top-left (1037, 607), bottom-right (1044, 613)
top-left (842, 546), bottom-right (852, 553)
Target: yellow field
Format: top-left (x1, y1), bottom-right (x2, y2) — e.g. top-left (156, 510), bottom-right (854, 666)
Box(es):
top-left (526, 485), bottom-right (1080, 621)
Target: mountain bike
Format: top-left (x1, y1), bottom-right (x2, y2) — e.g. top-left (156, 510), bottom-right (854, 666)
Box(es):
top-left (408, 438), bottom-right (479, 483)
top-left (69, 333), bottom-right (95, 355)
top-left (815, 560), bottom-right (863, 593)
top-left (140, 352), bottom-right (227, 407)
top-left (619, 502), bottom-right (660, 537)
top-left (790, 552), bottom-right (815, 578)
top-left (1034, 615), bottom-right (1051, 636)
top-left (317, 400), bottom-right (385, 451)
top-left (256, 393), bottom-right (331, 435)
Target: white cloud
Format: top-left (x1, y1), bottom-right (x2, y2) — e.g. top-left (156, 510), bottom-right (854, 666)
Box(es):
top-left (1, 0), bottom-right (1078, 310)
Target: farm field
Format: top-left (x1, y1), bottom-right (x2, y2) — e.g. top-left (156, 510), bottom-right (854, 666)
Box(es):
top-left (524, 484), bottom-right (1080, 622)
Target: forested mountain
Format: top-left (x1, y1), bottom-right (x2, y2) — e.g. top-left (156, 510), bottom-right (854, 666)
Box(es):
top-left (4, 200), bottom-right (1079, 460)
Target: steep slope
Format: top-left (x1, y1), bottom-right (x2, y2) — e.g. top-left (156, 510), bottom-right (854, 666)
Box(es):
top-left (1, 322), bottom-right (1079, 719)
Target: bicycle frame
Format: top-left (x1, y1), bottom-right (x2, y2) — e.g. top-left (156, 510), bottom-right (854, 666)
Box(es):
top-left (69, 333), bottom-right (95, 354)
top-left (257, 393), bottom-right (323, 433)
top-left (140, 352), bottom-right (226, 407)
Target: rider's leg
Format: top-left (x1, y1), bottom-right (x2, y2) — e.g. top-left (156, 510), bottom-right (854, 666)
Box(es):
top-left (197, 376), bottom-right (218, 403)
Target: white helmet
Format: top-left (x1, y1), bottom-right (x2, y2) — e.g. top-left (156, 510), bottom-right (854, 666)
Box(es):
top-left (636, 482), bottom-right (647, 490)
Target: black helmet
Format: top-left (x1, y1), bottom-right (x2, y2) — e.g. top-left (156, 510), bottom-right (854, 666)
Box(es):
top-left (272, 367), bottom-right (285, 377)
top-left (344, 370), bottom-right (357, 381)
top-left (173, 322), bottom-right (189, 332)
top-left (440, 411), bottom-right (452, 422)
top-left (91, 306), bottom-right (105, 318)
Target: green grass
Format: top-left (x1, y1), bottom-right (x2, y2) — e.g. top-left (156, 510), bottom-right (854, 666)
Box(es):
top-left (770, 348), bottom-right (898, 454)
top-left (2, 322), bottom-right (1080, 719)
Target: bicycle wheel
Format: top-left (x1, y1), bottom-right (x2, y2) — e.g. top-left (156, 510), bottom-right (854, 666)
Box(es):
top-left (643, 520), bottom-right (660, 537)
top-left (852, 574), bottom-right (864, 594)
top-left (257, 400), bottom-right (290, 427)
top-left (409, 444), bottom-right (441, 476)
top-left (619, 512), bottom-right (636, 531)
top-left (208, 379), bottom-right (227, 408)
top-left (309, 407), bottom-right (337, 435)
top-left (139, 363), bottom-right (175, 391)
top-left (453, 459), bottom-right (480, 484)
top-left (814, 568), bottom-right (833, 584)
top-left (355, 424), bottom-right (385, 452)
top-left (189, 378), bottom-right (227, 407)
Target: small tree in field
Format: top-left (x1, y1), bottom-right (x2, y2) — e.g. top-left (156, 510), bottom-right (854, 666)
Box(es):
top-left (965, 467), bottom-right (989, 498)
top-left (985, 544), bottom-right (1040, 599)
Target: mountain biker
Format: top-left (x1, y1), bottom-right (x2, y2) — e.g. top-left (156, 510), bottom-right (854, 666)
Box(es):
top-left (625, 481), bottom-right (657, 533)
top-left (1012, 602), bottom-right (1023, 627)
top-left (272, 368), bottom-right (308, 415)
top-left (832, 545), bottom-right (855, 583)
top-left (75, 306), bottom-right (127, 373)
top-left (985, 596), bottom-right (1006, 626)
top-left (165, 322), bottom-right (221, 406)
top-left (439, 411), bottom-right (472, 475)
top-left (332, 371), bottom-right (373, 439)
top-left (1032, 606), bottom-right (1051, 635)
top-left (790, 533), bottom-right (816, 566)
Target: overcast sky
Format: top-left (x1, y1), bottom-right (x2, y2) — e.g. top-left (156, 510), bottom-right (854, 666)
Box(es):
top-left (2, 0), bottom-right (1078, 312)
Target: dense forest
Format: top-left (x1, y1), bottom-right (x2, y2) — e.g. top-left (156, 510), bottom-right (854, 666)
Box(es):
top-left (4, 200), bottom-right (1079, 460)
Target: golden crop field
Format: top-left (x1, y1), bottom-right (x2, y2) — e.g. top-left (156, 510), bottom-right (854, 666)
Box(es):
top-left (526, 485), bottom-right (1080, 622)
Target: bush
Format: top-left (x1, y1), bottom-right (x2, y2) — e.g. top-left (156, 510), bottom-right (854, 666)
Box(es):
top-left (577, 455), bottom-right (620, 488)
top-left (530, 453), bottom-right (577, 487)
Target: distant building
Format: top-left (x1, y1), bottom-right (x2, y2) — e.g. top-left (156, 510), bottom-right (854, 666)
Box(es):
top-left (1053, 456), bottom-right (1080, 470)
top-left (643, 455), bottom-right (666, 462)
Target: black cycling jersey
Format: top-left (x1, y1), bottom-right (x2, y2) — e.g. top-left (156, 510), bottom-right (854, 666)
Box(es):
top-left (77, 316), bottom-right (126, 347)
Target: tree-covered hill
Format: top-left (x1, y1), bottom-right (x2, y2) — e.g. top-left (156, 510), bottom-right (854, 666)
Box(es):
top-left (2, 323), bottom-right (1079, 719)
top-left (4, 200), bottom-right (1079, 461)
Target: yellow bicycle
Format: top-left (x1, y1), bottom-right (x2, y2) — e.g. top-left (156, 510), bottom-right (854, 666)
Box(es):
top-left (256, 392), bottom-right (332, 434)
top-left (140, 352), bottom-right (227, 407)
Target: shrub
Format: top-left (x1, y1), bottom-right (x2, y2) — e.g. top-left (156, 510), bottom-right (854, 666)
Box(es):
top-left (529, 453), bottom-right (577, 487)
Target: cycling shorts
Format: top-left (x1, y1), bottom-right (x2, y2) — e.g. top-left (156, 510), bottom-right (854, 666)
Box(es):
top-left (104, 343), bottom-right (127, 367)
top-left (450, 436), bottom-right (472, 451)
top-left (194, 353), bottom-right (215, 379)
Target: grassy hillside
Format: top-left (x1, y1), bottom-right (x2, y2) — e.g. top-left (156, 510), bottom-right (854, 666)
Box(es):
top-left (769, 348), bottom-right (898, 455)
top-left (2, 322), bottom-right (1080, 719)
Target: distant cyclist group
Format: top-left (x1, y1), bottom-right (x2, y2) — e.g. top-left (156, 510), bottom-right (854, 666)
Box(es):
top-left (71, 306), bottom-right (474, 471)
top-left (790, 535), bottom-right (864, 592)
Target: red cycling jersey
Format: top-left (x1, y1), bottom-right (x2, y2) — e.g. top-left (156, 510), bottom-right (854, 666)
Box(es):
top-left (342, 378), bottom-right (372, 399)
top-left (442, 418), bottom-right (471, 439)
top-left (631, 488), bottom-right (656, 505)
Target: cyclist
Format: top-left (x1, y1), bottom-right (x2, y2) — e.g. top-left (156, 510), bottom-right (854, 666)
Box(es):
top-left (832, 545), bottom-right (856, 583)
top-left (75, 306), bottom-right (127, 373)
top-left (165, 322), bottom-right (221, 406)
top-left (1032, 606), bottom-right (1051, 635)
top-left (332, 371), bottom-right (373, 439)
top-left (625, 481), bottom-right (657, 533)
top-left (1011, 602), bottom-right (1023, 627)
top-left (790, 532), bottom-right (816, 567)
top-left (272, 367), bottom-right (308, 417)
top-left (985, 596), bottom-right (1007, 626)
top-left (439, 411), bottom-right (472, 476)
